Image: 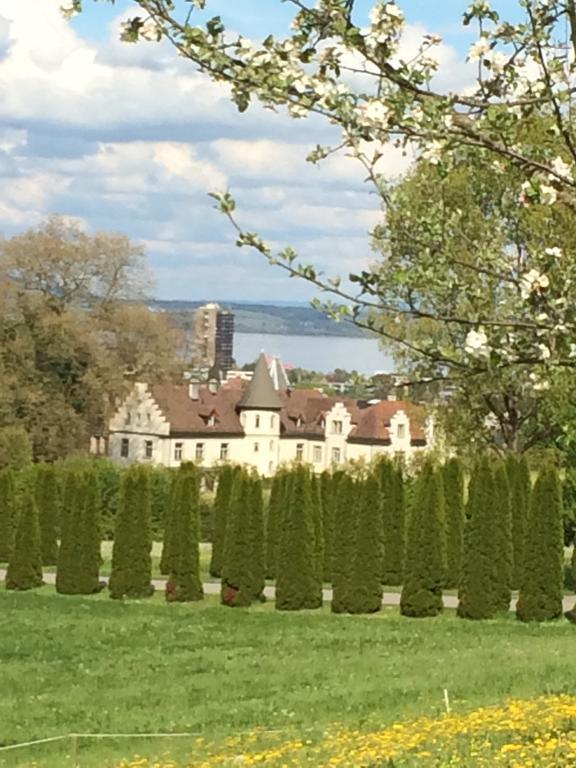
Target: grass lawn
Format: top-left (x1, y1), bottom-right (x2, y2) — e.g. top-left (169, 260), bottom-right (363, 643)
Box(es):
top-left (1, 587), bottom-right (575, 767)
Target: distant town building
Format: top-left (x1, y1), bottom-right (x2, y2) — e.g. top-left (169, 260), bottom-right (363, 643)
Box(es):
top-left (107, 353), bottom-right (434, 476)
top-left (190, 302), bottom-right (234, 374)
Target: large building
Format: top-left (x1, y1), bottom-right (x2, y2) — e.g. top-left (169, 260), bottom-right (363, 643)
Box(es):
top-left (190, 302), bottom-right (234, 374)
top-left (107, 354), bottom-right (434, 475)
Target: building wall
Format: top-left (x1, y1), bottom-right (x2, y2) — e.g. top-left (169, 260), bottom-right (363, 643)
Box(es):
top-left (237, 409), bottom-right (281, 476)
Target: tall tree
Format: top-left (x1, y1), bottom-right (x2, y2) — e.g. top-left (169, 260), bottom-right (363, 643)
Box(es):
top-left (310, 473), bottom-right (324, 597)
top-left (442, 458), bottom-right (465, 589)
top-left (346, 473), bottom-right (383, 614)
top-left (79, 470), bottom-right (102, 594)
top-left (56, 472), bottom-right (85, 595)
top-left (5, 490), bottom-right (43, 591)
top-left (400, 463), bottom-right (446, 618)
top-left (265, 469), bottom-right (285, 580)
top-left (458, 459), bottom-right (500, 620)
top-left (319, 471), bottom-right (336, 583)
top-left (493, 462), bottom-right (513, 613)
top-left (507, 455), bottom-right (531, 590)
top-left (109, 466), bottom-right (154, 599)
top-left (160, 470), bottom-right (180, 576)
top-left (380, 460), bottom-right (405, 586)
top-left (517, 465), bottom-right (564, 622)
top-left (331, 474), bottom-right (358, 614)
top-left (276, 466), bottom-right (319, 611)
top-left (35, 464), bottom-right (60, 566)
top-left (167, 467), bottom-right (203, 602)
top-left (221, 469), bottom-right (253, 607)
top-left (209, 464), bottom-right (236, 578)
top-left (0, 469), bottom-right (16, 563)
top-left (247, 473), bottom-right (266, 602)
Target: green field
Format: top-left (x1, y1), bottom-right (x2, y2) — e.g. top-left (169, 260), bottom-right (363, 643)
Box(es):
top-left (1, 586), bottom-right (575, 768)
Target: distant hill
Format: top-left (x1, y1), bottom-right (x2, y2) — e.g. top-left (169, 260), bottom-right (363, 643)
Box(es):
top-left (151, 300), bottom-right (370, 338)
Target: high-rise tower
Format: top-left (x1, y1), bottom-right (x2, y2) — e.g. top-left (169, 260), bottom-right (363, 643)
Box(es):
top-left (191, 302), bottom-right (234, 374)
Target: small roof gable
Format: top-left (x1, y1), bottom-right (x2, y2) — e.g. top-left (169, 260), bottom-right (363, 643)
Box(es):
top-left (238, 353), bottom-right (282, 410)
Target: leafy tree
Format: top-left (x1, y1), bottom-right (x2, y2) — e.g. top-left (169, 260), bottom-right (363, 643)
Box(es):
top-left (380, 460), bottom-right (405, 586)
top-left (400, 463), bottom-right (445, 618)
top-left (5, 490), bottom-right (43, 591)
top-left (493, 462), bottom-right (513, 613)
top-left (458, 459), bottom-right (500, 620)
top-left (507, 455), bottom-right (532, 590)
top-left (0, 469), bottom-right (16, 563)
top-left (331, 473), bottom-right (358, 614)
top-left (517, 465), bottom-right (564, 622)
top-left (167, 466), bottom-right (203, 602)
top-left (109, 466), bottom-right (154, 599)
top-left (346, 473), bottom-right (383, 614)
top-left (35, 464), bottom-right (60, 566)
top-left (276, 466), bottom-right (319, 611)
top-left (221, 469), bottom-right (253, 607)
top-left (442, 458), bottom-right (464, 589)
top-left (210, 464), bottom-right (236, 578)
top-left (0, 427), bottom-right (32, 471)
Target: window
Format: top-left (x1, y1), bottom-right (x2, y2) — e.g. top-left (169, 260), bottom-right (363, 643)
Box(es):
top-left (397, 424), bottom-right (407, 440)
top-left (332, 420), bottom-right (343, 434)
top-left (255, 415), bottom-right (260, 428)
top-left (195, 443), bottom-right (205, 461)
top-left (147, 412), bottom-right (152, 424)
top-left (121, 438), bottom-right (130, 458)
top-left (331, 447), bottom-right (341, 464)
top-left (220, 443), bottom-right (229, 461)
top-left (174, 442), bottom-right (183, 461)
top-left (254, 442), bottom-right (259, 453)
top-left (296, 416), bottom-right (303, 428)
top-left (125, 411), bottom-right (131, 426)
top-left (296, 443), bottom-right (304, 460)
top-left (270, 415), bottom-right (275, 428)
top-left (313, 446), bottom-right (322, 463)
top-left (269, 440), bottom-right (275, 452)
top-left (144, 440), bottom-right (153, 459)
top-left (208, 414), bottom-right (216, 427)
top-left (136, 412), bottom-right (141, 425)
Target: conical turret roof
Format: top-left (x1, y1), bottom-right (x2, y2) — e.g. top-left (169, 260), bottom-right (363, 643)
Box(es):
top-left (238, 353), bottom-right (282, 410)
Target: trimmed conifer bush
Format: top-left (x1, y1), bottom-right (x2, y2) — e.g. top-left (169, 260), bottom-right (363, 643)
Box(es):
top-left (221, 469), bottom-right (253, 606)
top-left (442, 457), bottom-right (464, 589)
top-left (517, 465), bottom-right (564, 622)
top-left (506, 455), bottom-right (531, 589)
top-left (320, 471), bottom-right (335, 582)
top-left (276, 465), bottom-right (319, 611)
top-left (380, 460), bottom-right (406, 585)
top-left (265, 469), bottom-right (285, 580)
top-left (35, 464), bottom-right (60, 566)
top-left (5, 490), bottom-right (43, 590)
top-left (311, 473), bottom-right (324, 596)
top-left (109, 466), bottom-right (154, 599)
top-left (331, 472), bottom-right (358, 614)
top-left (0, 469), bottom-right (16, 563)
top-left (457, 458), bottom-right (499, 620)
top-left (209, 464), bottom-right (236, 578)
top-left (493, 462), bottom-right (513, 613)
top-left (56, 471), bottom-right (85, 595)
top-left (159, 470), bottom-right (179, 576)
top-left (400, 462), bottom-right (445, 618)
top-left (247, 472), bottom-right (266, 601)
top-left (167, 466), bottom-right (203, 602)
top-left (346, 473), bottom-right (383, 614)
top-left (78, 470), bottom-right (102, 594)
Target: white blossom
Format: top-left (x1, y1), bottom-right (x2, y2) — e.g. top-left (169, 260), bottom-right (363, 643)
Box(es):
top-left (539, 184), bottom-right (558, 205)
top-left (570, 344), bottom-right (576, 358)
top-left (520, 269), bottom-right (550, 299)
top-left (550, 156), bottom-right (572, 179)
top-left (485, 50), bottom-right (508, 74)
top-left (468, 37), bottom-right (491, 62)
top-left (60, 3), bottom-right (79, 18)
top-left (537, 343), bottom-right (551, 360)
top-left (545, 246), bottom-right (562, 258)
top-left (139, 19), bottom-right (161, 41)
top-left (465, 328), bottom-right (489, 355)
top-left (355, 99), bottom-right (390, 125)
top-left (421, 140), bottom-right (445, 165)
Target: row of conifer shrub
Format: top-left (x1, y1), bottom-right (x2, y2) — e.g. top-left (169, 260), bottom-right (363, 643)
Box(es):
top-left (0, 456), bottom-right (575, 620)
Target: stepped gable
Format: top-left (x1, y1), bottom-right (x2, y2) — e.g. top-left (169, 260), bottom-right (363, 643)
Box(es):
top-left (348, 400), bottom-right (426, 443)
top-left (149, 382), bottom-right (244, 435)
top-left (237, 353), bottom-right (282, 410)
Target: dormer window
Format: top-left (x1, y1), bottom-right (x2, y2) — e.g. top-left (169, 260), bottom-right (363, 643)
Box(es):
top-left (332, 420), bottom-right (343, 435)
top-left (397, 424), bottom-right (406, 440)
top-left (208, 414), bottom-right (216, 427)
top-left (296, 416), bottom-right (303, 428)
top-left (126, 411), bottom-right (131, 426)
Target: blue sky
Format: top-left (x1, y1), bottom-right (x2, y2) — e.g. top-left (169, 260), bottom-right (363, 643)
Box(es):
top-left (0, 1), bottom-right (520, 302)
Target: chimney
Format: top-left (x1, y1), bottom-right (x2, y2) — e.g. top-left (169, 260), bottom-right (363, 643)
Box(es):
top-left (189, 379), bottom-right (200, 401)
top-left (208, 378), bottom-right (219, 395)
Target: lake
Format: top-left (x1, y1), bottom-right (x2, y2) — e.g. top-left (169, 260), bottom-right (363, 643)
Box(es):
top-left (234, 332), bottom-right (394, 375)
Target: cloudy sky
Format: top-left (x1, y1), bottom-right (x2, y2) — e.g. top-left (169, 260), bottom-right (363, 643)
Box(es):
top-left (0, 1), bottom-right (518, 303)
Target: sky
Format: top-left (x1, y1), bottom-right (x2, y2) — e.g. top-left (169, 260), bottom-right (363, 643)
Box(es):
top-left (0, 1), bottom-right (520, 302)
